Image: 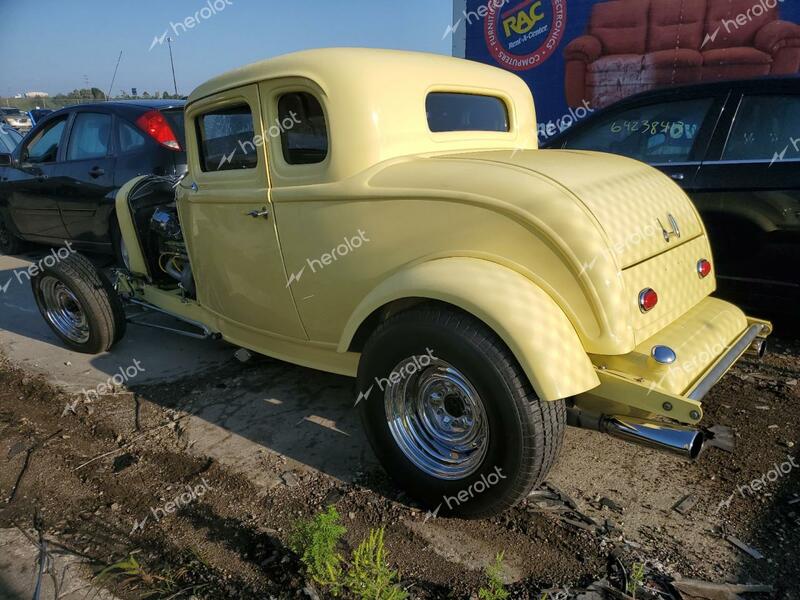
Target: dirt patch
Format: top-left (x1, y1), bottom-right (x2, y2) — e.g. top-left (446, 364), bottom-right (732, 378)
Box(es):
top-left (1, 337), bottom-right (799, 598)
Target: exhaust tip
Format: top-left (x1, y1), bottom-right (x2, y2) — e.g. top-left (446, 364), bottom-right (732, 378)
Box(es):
top-left (602, 416), bottom-right (706, 460)
top-left (746, 337), bottom-right (768, 360)
top-left (687, 431), bottom-right (705, 460)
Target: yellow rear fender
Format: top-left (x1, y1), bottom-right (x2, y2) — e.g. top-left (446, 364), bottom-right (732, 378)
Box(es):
top-left (340, 257), bottom-right (600, 401)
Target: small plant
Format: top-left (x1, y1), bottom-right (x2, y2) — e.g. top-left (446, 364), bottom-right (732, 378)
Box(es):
top-left (290, 505), bottom-right (347, 594)
top-left (95, 554), bottom-right (174, 598)
top-left (345, 527), bottom-right (407, 600)
top-left (627, 562), bottom-right (646, 598)
top-left (479, 552), bottom-right (509, 600)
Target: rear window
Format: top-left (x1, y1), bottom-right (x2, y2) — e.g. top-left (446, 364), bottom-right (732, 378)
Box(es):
top-left (277, 92), bottom-right (328, 165)
top-left (426, 93), bottom-right (509, 133)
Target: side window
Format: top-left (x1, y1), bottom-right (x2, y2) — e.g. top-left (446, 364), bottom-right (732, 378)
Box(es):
top-left (722, 95), bottom-right (800, 161)
top-left (118, 119), bottom-right (147, 154)
top-left (66, 113), bottom-right (112, 161)
top-left (563, 98), bottom-right (714, 164)
top-left (277, 92), bottom-right (328, 165)
top-left (23, 116), bottom-right (68, 164)
top-left (196, 104), bottom-right (256, 172)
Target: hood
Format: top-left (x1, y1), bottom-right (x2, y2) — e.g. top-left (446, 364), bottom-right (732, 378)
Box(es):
top-left (444, 149), bottom-right (704, 269)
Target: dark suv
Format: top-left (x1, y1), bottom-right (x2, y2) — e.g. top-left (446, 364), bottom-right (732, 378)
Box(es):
top-left (546, 77), bottom-right (800, 326)
top-left (0, 100), bottom-right (186, 263)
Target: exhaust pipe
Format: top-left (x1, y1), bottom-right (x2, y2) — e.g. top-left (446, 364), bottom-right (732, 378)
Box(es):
top-left (601, 416), bottom-right (705, 459)
top-left (745, 337), bottom-right (768, 360)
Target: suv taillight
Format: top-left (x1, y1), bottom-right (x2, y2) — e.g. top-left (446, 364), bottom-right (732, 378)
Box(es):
top-left (136, 110), bottom-right (181, 150)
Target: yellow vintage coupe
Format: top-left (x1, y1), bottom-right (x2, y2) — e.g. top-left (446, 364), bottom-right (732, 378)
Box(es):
top-left (31, 49), bottom-right (771, 517)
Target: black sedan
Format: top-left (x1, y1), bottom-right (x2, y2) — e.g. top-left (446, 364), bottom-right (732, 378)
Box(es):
top-left (0, 100), bottom-right (186, 264)
top-left (545, 77), bottom-right (800, 327)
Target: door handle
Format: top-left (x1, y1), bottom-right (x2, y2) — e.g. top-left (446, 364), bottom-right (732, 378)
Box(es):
top-left (247, 207), bottom-right (270, 219)
top-left (89, 166), bottom-right (105, 178)
top-left (670, 173), bottom-right (685, 181)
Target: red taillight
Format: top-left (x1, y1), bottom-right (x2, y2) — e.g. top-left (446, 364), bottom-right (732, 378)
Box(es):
top-left (697, 259), bottom-right (712, 279)
top-left (135, 110), bottom-right (181, 150)
top-left (639, 288), bottom-right (658, 313)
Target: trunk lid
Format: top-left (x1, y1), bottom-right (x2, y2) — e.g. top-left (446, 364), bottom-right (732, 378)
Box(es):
top-left (451, 148), bottom-right (704, 268)
top-left (440, 148), bottom-right (714, 343)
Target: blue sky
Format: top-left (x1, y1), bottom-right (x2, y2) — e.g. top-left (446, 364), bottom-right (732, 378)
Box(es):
top-left (0, 0), bottom-right (453, 97)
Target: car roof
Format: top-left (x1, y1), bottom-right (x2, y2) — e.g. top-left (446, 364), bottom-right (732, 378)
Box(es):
top-left (37, 100), bottom-right (185, 123)
top-left (66, 99), bottom-right (186, 110)
top-left (188, 47), bottom-right (540, 182)
top-left (613, 75), bottom-right (799, 103)
top-left (188, 47), bottom-right (520, 103)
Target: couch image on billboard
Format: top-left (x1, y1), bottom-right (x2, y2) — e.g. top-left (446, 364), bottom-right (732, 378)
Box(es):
top-left (564, 0), bottom-right (800, 109)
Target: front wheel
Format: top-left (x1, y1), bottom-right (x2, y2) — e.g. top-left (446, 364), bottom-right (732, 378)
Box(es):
top-left (357, 305), bottom-right (566, 518)
top-left (32, 252), bottom-right (127, 354)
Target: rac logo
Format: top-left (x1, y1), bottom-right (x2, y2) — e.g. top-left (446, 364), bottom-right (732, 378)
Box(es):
top-left (502, 0), bottom-right (545, 37)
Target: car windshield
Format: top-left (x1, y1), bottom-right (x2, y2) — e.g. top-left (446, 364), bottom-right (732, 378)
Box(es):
top-left (1, 108), bottom-right (23, 116)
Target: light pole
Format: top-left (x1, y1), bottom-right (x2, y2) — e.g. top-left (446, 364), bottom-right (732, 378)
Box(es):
top-left (167, 37), bottom-right (178, 97)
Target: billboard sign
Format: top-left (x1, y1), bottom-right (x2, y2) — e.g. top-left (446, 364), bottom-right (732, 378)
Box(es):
top-left (454, 0), bottom-right (800, 142)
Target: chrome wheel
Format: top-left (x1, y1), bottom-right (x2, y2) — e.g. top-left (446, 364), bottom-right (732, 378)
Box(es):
top-left (39, 276), bottom-right (90, 344)
top-left (385, 357), bottom-right (489, 480)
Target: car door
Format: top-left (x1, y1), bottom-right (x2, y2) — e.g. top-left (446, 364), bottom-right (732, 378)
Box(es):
top-left (5, 114), bottom-right (70, 240)
top-left (58, 110), bottom-right (117, 245)
top-left (179, 85), bottom-right (306, 340)
top-left (692, 89), bottom-right (800, 312)
top-left (557, 92), bottom-right (727, 190)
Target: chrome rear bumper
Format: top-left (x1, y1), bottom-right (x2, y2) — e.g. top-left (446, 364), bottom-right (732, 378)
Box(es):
top-left (686, 323), bottom-right (767, 401)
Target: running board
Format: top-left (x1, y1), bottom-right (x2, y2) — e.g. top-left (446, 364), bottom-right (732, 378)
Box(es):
top-left (124, 297), bottom-right (219, 340)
